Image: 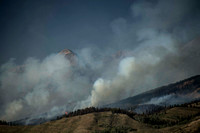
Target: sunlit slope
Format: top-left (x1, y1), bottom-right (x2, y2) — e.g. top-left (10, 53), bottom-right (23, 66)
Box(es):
top-left (0, 112), bottom-right (154, 133)
top-left (1, 105), bottom-right (200, 133)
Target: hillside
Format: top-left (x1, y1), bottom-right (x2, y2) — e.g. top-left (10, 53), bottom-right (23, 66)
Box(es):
top-left (0, 100), bottom-right (200, 133)
top-left (105, 75), bottom-right (200, 112)
top-left (0, 112), bottom-right (149, 133)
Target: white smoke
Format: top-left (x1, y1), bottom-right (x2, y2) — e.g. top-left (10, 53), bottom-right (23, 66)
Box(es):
top-left (90, 57), bottom-right (135, 106)
top-left (0, 53), bottom-right (93, 121)
top-left (145, 94), bottom-right (198, 106)
top-left (4, 100), bottom-right (23, 121)
top-left (74, 0), bottom-right (200, 109)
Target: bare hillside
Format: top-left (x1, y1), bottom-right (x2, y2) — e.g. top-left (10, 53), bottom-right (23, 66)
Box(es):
top-left (1, 104), bottom-right (200, 133)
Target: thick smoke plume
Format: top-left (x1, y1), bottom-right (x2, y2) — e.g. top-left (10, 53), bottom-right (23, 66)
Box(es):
top-left (0, 54), bottom-right (89, 121)
top-left (1, 0), bottom-right (200, 121)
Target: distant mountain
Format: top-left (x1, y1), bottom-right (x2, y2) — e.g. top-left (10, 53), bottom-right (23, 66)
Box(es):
top-left (104, 75), bottom-right (200, 113)
top-left (59, 49), bottom-right (77, 65)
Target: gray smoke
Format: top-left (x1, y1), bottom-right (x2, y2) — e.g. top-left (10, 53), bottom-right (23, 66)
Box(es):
top-left (75, 0), bottom-right (200, 108)
top-left (0, 53), bottom-right (93, 121)
top-left (145, 94), bottom-right (190, 106)
top-left (1, 0), bottom-right (200, 121)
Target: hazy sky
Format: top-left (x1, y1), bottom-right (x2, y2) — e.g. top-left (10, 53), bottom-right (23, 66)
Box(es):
top-left (1, 0), bottom-right (200, 65)
top-left (0, 0), bottom-right (135, 65)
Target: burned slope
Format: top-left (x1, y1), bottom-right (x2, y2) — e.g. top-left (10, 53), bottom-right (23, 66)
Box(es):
top-left (105, 75), bottom-right (200, 110)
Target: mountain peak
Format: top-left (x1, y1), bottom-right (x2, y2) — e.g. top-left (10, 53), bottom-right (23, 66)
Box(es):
top-left (59, 49), bottom-right (77, 65)
top-left (59, 49), bottom-right (74, 55)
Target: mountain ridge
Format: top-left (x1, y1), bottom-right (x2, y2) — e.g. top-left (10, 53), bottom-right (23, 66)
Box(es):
top-left (104, 75), bottom-right (200, 110)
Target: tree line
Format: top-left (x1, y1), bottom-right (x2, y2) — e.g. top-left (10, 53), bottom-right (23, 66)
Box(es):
top-left (55, 107), bottom-right (136, 120)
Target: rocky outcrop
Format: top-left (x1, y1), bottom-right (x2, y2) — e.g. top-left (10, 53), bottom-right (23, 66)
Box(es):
top-left (59, 49), bottom-right (77, 65)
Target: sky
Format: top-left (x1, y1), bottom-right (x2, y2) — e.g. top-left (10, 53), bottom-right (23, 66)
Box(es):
top-left (1, 0), bottom-right (200, 64)
top-left (0, 0), bottom-right (134, 65)
top-left (1, 0), bottom-right (200, 122)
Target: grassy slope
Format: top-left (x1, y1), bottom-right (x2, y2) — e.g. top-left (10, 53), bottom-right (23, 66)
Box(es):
top-left (158, 107), bottom-right (200, 133)
top-left (0, 112), bottom-right (159, 133)
top-left (0, 106), bottom-right (200, 133)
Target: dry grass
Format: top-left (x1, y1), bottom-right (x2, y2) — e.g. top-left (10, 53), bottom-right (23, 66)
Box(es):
top-left (0, 112), bottom-right (154, 133)
top-left (0, 108), bottom-right (200, 133)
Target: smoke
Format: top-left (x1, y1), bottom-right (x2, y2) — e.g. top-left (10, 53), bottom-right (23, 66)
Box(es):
top-left (75, 0), bottom-right (200, 109)
top-left (4, 100), bottom-right (23, 121)
top-left (91, 57), bottom-right (135, 106)
top-left (0, 53), bottom-right (94, 121)
top-left (145, 93), bottom-right (200, 106)
top-left (1, 0), bottom-right (200, 121)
